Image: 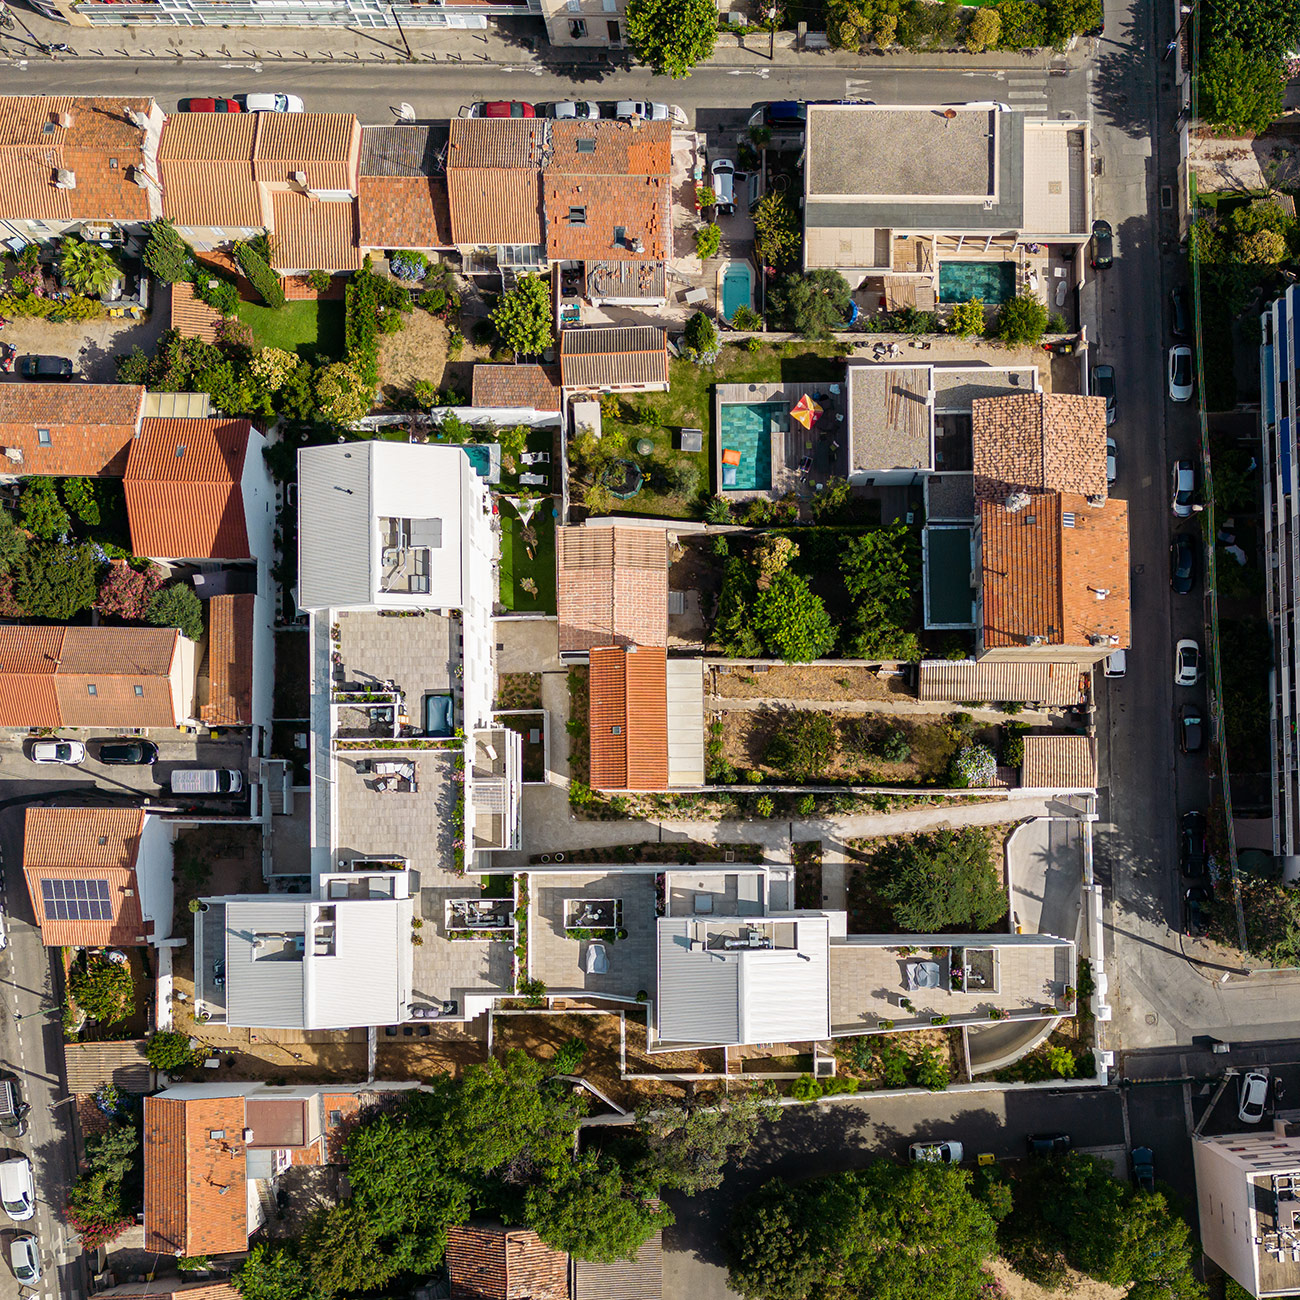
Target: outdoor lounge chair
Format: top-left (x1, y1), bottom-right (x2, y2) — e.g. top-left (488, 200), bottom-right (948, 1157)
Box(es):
top-left (520, 451), bottom-right (551, 465)
top-left (519, 472), bottom-right (548, 487)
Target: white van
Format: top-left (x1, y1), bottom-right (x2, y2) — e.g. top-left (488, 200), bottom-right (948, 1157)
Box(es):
top-left (0, 1156), bottom-right (35, 1221)
top-left (710, 158), bottom-right (737, 214)
top-left (169, 768), bottom-right (244, 796)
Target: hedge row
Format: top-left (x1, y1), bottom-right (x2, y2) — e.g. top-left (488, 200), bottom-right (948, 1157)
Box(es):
top-left (233, 241), bottom-right (285, 310)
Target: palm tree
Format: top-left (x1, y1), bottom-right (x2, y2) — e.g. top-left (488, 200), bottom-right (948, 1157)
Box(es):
top-left (57, 239), bottom-right (122, 298)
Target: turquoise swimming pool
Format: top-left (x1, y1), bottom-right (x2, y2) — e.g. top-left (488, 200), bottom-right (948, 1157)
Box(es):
top-left (462, 443), bottom-right (493, 480)
top-left (721, 262), bottom-right (753, 322)
top-left (719, 401), bottom-right (784, 491)
top-left (939, 261), bottom-right (1016, 305)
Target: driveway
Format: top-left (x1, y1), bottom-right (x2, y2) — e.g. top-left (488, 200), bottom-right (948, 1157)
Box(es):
top-left (0, 309), bottom-right (168, 384)
top-left (1007, 818), bottom-right (1084, 942)
top-left (660, 1085), bottom-right (1126, 1300)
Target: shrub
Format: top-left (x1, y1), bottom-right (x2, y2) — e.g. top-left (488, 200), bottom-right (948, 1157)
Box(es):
top-left (18, 541), bottom-right (100, 619)
top-left (147, 582), bottom-right (204, 642)
top-left (59, 239), bottom-right (122, 297)
top-left (420, 286), bottom-right (447, 314)
top-left (305, 269), bottom-right (332, 293)
top-left (791, 1074), bottom-right (824, 1101)
top-left (705, 495), bottom-right (732, 524)
top-left (0, 292), bottom-right (103, 321)
top-left (948, 297), bottom-right (986, 338)
top-left (696, 224), bottom-right (722, 259)
top-left (997, 290), bottom-right (1049, 345)
top-left (765, 711), bottom-right (837, 781)
top-left (1001, 730), bottom-right (1025, 769)
top-left (872, 726), bottom-right (912, 763)
top-left (910, 1048), bottom-right (950, 1091)
top-left (752, 190), bottom-right (802, 269)
top-left (518, 975), bottom-right (548, 1008)
top-left (249, 346), bottom-right (299, 393)
top-left (147, 1029), bottom-right (201, 1071)
top-left (20, 477), bottom-right (69, 539)
top-left (965, 5), bottom-right (1001, 49)
top-left (755, 795), bottom-right (776, 818)
top-left (389, 250), bottom-right (429, 282)
top-left (551, 1036), bottom-right (587, 1076)
top-left (194, 275), bottom-right (240, 316)
top-left (96, 561), bottom-right (165, 621)
top-left (948, 744), bottom-right (997, 788)
top-left (315, 359), bottom-right (372, 426)
top-left (142, 218), bottom-right (195, 284)
top-left (996, 0), bottom-right (1047, 46)
top-left (233, 240), bottom-right (286, 309)
top-left (491, 273), bottom-right (553, 357)
top-left (684, 310), bottom-right (719, 360)
top-left (69, 953), bottom-right (134, 1023)
top-left (696, 183), bottom-right (717, 209)
top-left (731, 304), bottom-right (764, 331)
top-left (448, 329), bottom-right (465, 358)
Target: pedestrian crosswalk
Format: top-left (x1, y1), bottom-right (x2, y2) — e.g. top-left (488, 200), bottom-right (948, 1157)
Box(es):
top-left (842, 72), bottom-right (1049, 112)
top-left (1004, 71), bottom-right (1050, 111)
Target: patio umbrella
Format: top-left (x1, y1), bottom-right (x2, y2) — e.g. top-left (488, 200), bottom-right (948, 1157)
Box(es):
top-left (791, 394), bottom-right (823, 429)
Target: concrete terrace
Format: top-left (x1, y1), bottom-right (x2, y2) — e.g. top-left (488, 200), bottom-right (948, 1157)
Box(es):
top-left (335, 609), bottom-right (459, 732)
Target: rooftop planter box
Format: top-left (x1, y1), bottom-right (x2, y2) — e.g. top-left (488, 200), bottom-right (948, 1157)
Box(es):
top-left (564, 898), bottom-right (623, 933)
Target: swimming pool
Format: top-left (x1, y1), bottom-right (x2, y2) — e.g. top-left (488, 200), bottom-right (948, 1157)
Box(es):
top-left (721, 262), bottom-right (753, 323)
top-left (719, 401), bottom-right (784, 491)
top-left (938, 261), bottom-right (1016, 305)
top-left (462, 443), bottom-right (493, 480)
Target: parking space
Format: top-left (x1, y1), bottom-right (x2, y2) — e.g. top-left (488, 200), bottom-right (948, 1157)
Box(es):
top-left (0, 310), bottom-right (168, 384)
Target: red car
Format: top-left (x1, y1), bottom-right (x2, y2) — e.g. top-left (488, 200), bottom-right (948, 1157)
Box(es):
top-left (474, 101), bottom-right (535, 118)
top-left (178, 98), bottom-right (242, 113)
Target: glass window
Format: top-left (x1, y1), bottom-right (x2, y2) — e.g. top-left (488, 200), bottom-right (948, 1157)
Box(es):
top-left (37, 429), bottom-right (50, 446)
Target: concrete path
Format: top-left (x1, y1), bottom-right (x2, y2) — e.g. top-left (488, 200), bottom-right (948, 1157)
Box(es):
top-left (1006, 818), bottom-right (1084, 943)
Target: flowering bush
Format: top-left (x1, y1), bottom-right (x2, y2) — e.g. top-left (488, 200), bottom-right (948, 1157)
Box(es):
top-left (96, 561), bottom-right (165, 621)
top-left (66, 1208), bottom-right (132, 1251)
top-left (948, 744), bottom-right (997, 788)
top-left (389, 251), bottom-right (429, 282)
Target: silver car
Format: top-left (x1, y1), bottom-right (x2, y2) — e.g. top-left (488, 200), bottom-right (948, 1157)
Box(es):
top-left (29, 739), bottom-right (85, 765)
top-left (9, 1234), bottom-right (39, 1285)
top-left (615, 100), bottom-right (669, 121)
top-left (551, 101), bottom-right (600, 120)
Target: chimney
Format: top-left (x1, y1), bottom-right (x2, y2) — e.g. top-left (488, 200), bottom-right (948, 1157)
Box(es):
top-left (55, 111), bottom-right (74, 129)
top-left (3, 448), bottom-right (23, 464)
top-left (53, 169), bottom-right (76, 190)
top-left (1004, 491), bottom-right (1032, 513)
top-left (124, 107), bottom-right (149, 130)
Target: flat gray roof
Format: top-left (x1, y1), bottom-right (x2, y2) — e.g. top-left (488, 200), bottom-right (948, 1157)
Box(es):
top-left (933, 365), bottom-right (1039, 411)
top-left (849, 364), bottom-right (933, 474)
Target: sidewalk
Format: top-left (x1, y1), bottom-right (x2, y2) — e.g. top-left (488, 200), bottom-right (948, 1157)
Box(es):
top-left (0, 10), bottom-right (1083, 69)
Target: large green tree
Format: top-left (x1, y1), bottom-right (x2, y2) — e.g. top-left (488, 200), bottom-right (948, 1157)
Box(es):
top-left (59, 239), bottom-right (123, 297)
top-left (770, 270), bottom-right (852, 339)
top-left (637, 1089), bottom-right (780, 1195)
top-left (17, 541), bottom-right (99, 619)
top-left (727, 1163), bottom-right (1000, 1300)
top-left (304, 1202), bottom-right (399, 1296)
top-left (234, 1244), bottom-right (321, 1300)
top-left (491, 274), bottom-right (554, 357)
top-left (753, 569), bottom-right (836, 663)
top-left (626, 0), bottom-right (718, 77)
top-left (1199, 40), bottom-right (1284, 136)
top-left (872, 827), bottom-right (1007, 931)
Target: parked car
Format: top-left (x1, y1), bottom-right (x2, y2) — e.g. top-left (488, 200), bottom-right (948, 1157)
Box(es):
top-left (94, 738), bottom-right (159, 766)
top-left (28, 738), bottom-right (85, 765)
top-left (1180, 702), bottom-right (1204, 754)
top-left (1180, 811), bottom-right (1207, 879)
top-left (710, 158), bottom-right (737, 214)
top-left (615, 100), bottom-right (669, 121)
top-left (0, 1079), bottom-right (29, 1136)
top-left (1169, 345), bottom-right (1194, 401)
top-left (243, 93), bottom-right (304, 113)
top-left (19, 354), bottom-right (72, 381)
top-left (1106, 436), bottom-right (1117, 485)
top-left (749, 100), bottom-right (807, 128)
top-left (1174, 639), bottom-right (1201, 687)
top-left (8, 1233), bottom-right (39, 1285)
top-left (178, 97), bottom-right (241, 112)
top-left (470, 101), bottom-right (535, 118)
top-left (0, 1158), bottom-right (34, 1222)
top-left (909, 1141), bottom-right (964, 1164)
top-left (1239, 1069), bottom-right (1270, 1123)
top-left (1131, 1146), bottom-right (1155, 1193)
top-left (170, 768), bottom-right (243, 796)
top-left (1103, 648), bottom-right (1127, 679)
top-left (551, 101), bottom-right (599, 120)
top-left (1171, 459), bottom-right (1196, 517)
top-left (1089, 219), bottom-right (1113, 269)
top-left (1184, 885), bottom-right (1211, 939)
top-left (1171, 285), bottom-right (1190, 338)
top-left (1170, 531), bottom-right (1197, 594)
top-left (1027, 1133), bottom-right (1071, 1156)
top-left (1092, 363), bottom-right (1116, 426)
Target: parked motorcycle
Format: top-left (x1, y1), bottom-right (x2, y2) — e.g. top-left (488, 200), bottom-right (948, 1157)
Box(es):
top-left (0, 344), bottom-right (15, 373)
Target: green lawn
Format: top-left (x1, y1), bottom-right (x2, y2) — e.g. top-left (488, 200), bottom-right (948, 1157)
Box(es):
top-left (499, 507), bottom-right (556, 614)
top-left (235, 299), bottom-right (345, 361)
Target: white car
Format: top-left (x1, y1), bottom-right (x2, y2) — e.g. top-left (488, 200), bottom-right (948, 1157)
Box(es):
top-left (615, 100), bottom-right (669, 122)
top-left (1169, 345), bottom-right (1193, 402)
top-left (9, 1234), bottom-right (39, 1284)
top-left (1174, 639), bottom-right (1201, 687)
top-left (29, 739), bottom-right (85, 765)
top-left (243, 93), bottom-right (304, 113)
top-left (908, 1141), bottom-right (964, 1164)
top-left (1171, 459), bottom-right (1196, 517)
top-left (1106, 436), bottom-right (1117, 485)
top-left (1103, 648), bottom-right (1127, 679)
top-left (552, 101), bottom-right (599, 120)
top-left (1239, 1070), bottom-right (1270, 1124)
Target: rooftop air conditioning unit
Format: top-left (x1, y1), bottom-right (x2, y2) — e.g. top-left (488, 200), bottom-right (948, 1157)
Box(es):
top-left (53, 169), bottom-right (75, 190)
top-left (55, 112), bottom-right (74, 129)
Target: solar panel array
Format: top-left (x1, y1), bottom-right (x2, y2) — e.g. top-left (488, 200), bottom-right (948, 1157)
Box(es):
top-left (41, 878), bottom-right (113, 922)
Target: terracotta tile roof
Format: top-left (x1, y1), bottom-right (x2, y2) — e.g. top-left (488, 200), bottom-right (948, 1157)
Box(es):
top-left (574, 1231), bottom-right (662, 1300)
top-left (1021, 733), bottom-right (1097, 789)
top-left (358, 176), bottom-right (451, 249)
top-left (22, 807), bottom-right (149, 948)
top-left (545, 120), bottom-right (671, 262)
top-left (0, 625), bottom-right (184, 728)
top-left (446, 1223), bottom-right (569, 1300)
top-left (201, 594), bottom-right (255, 725)
top-left (971, 392), bottom-right (1108, 504)
top-left (168, 282), bottom-right (223, 344)
top-left (979, 493), bottom-right (1130, 652)
top-left (560, 326), bottom-right (668, 391)
top-left (143, 1095), bottom-right (249, 1257)
top-left (158, 114), bottom-right (261, 228)
top-left (557, 525), bottom-right (668, 653)
top-left (589, 644), bottom-right (669, 791)
top-left (0, 96), bottom-right (159, 223)
top-left (0, 382), bottom-right (144, 476)
top-left (471, 363), bottom-right (560, 412)
top-left (916, 659), bottom-right (1085, 706)
top-left (268, 191), bottom-right (362, 273)
top-left (446, 119), bottom-right (544, 247)
top-left (124, 417), bottom-right (251, 560)
top-left (63, 1039), bottom-right (152, 1096)
top-left (252, 113), bottom-right (360, 192)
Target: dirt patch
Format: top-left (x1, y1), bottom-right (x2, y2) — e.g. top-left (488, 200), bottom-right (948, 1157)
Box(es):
top-left (375, 309), bottom-right (491, 409)
top-left (374, 1022), bottom-right (490, 1079)
top-left (713, 664), bottom-right (913, 702)
top-left (624, 1010), bottom-right (725, 1077)
top-left (988, 1257), bottom-right (1125, 1300)
top-left (668, 536), bottom-right (722, 647)
top-left (498, 672), bottom-right (543, 711)
top-left (791, 840), bottom-right (822, 909)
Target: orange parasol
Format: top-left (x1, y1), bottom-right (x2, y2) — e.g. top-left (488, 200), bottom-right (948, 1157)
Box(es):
top-left (790, 394), bottom-right (823, 429)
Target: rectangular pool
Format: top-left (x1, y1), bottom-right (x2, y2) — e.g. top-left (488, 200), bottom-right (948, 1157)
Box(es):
top-left (924, 526), bottom-right (975, 627)
top-left (719, 401), bottom-right (784, 491)
top-left (939, 261), bottom-right (1016, 305)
